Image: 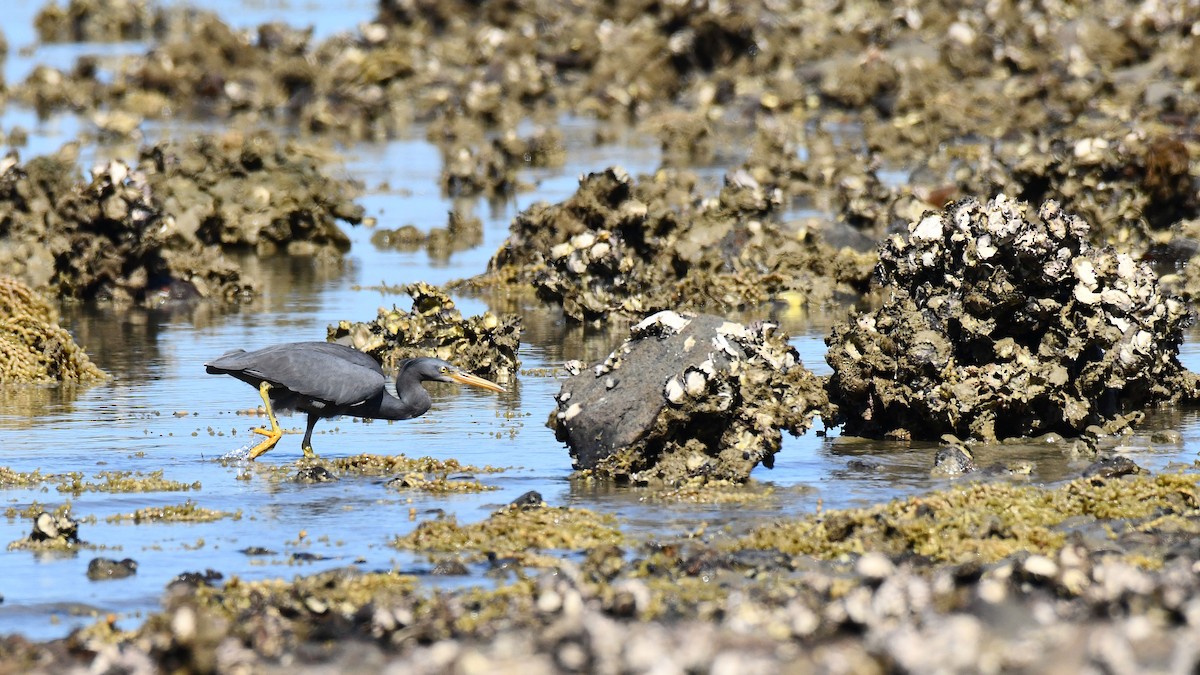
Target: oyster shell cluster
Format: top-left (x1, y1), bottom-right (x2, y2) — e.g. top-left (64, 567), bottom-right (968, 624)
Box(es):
top-left (552, 311), bottom-right (826, 484)
top-left (0, 132), bottom-right (363, 305)
top-left (478, 166), bottom-right (874, 322)
top-left (826, 194), bottom-right (1198, 441)
top-left (327, 282), bottom-right (520, 383)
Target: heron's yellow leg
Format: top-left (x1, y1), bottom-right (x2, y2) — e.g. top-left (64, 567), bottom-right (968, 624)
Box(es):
top-left (248, 381), bottom-right (283, 460)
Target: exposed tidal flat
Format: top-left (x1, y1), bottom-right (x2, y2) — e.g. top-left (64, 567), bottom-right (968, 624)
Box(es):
top-left (0, 0), bottom-right (1199, 671)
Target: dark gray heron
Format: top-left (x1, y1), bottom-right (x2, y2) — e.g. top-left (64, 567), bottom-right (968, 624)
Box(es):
top-left (205, 341), bottom-right (505, 460)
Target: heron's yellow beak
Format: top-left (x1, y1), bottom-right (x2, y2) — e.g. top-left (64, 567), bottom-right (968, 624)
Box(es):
top-left (448, 370), bottom-right (506, 393)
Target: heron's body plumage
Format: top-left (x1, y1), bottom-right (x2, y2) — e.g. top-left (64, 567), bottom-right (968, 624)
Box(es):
top-left (206, 341), bottom-right (504, 459)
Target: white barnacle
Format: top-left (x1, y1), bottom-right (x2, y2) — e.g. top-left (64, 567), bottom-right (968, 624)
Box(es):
top-left (664, 377), bottom-right (685, 404)
top-left (912, 214), bottom-right (944, 241)
top-left (632, 310), bottom-right (691, 335)
top-left (1072, 259), bottom-right (1098, 288)
top-left (1100, 288), bottom-right (1132, 311)
top-left (716, 321), bottom-right (750, 340)
top-left (976, 234), bottom-right (997, 259)
top-left (1073, 285), bottom-right (1102, 304)
top-left (685, 370), bottom-right (707, 396)
top-left (570, 232), bottom-right (596, 249)
top-left (550, 242), bottom-right (573, 260)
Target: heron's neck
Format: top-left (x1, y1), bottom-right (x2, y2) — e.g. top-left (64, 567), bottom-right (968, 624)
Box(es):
top-left (376, 380), bottom-right (432, 420)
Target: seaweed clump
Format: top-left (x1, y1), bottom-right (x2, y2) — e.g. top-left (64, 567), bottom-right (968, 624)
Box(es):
top-left (393, 502), bottom-right (623, 562)
top-left (0, 276), bottom-right (106, 383)
top-left (826, 195), bottom-right (1198, 441)
top-left (553, 311), bottom-right (826, 484)
top-left (328, 282), bottom-right (520, 383)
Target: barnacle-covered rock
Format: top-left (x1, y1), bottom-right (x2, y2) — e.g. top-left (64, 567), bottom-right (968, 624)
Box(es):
top-left (439, 128), bottom-right (562, 198)
top-left (0, 276), bottom-right (107, 383)
top-left (473, 167), bottom-right (874, 322)
top-left (139, 132), bottom-right (362, 256)
top-left (8, 510), bottom-right (84, 552)
top-left (552, 311), bottom-right (826, 484)
top-left (0, 133), bottom-right (363, 305)
top-left (327, 282), bottom-right (520, 383)
top-left (826, 195), bottom-right (1198, 442)
top-left (35, 0), bottom-right (172, 43)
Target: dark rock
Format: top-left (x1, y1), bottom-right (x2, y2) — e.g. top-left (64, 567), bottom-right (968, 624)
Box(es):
top-left (845, 459), bottom-right (883, 472)
top-left (295, 465), bottom-right (337, 483)
top-left (31, 512), bottom-right (78, 543)
top-left (168, 569), bottom-right (224, 591)
top-left (509, 490), bottom-right (545, 508)
top-left (240, 546), bottom-right (276, 556)
top-left (931, 446), bottom-right (976, 476)
top-left (1081, 456), bottom-right (1143, 480)
top-left (430, 560), bottom-right (469, 576)
top-left (87, 557), bottom-right (138, 581)
top-left (551, 311), bottom-right (825, 484)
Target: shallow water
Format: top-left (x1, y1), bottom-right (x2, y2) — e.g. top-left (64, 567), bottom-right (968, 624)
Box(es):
top-left (2, 1), bottom-right (1200, 642)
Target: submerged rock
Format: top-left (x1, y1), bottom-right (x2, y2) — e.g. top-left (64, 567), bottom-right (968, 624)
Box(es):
top-left (327, 282), bottom-right (520, 383)
top-left (552, 311), bottom-right (826, 484)
top-left (87, 557), bottom-right (138, 581)
top-left (0, 276), bottom-right (107, 383)
top-left (826, 195), bottom-right (1198, 441)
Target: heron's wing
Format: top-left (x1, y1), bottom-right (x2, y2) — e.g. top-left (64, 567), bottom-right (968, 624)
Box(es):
top-left (207, 342), bottom-right (385, 406)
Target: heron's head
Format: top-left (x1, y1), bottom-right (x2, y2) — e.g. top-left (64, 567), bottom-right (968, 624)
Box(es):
top-left (404, 358), bottom-right (506, 393)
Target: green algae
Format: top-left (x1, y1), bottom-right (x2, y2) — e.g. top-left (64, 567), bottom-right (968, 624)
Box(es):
top-left (638, 478), bottom-right (781, 504)
top-left (104, 499), bottom-right (241, 524)
top-left (55, 470), bottom-right (200, 495)
top-left (3, 501), bottom-right (94, 524)
top-left (6, 537), bottom-right (97, 553)
top-left (0, 276), bottom-right (108, 383)
top-left (733, 473), bottom-right (1200, 564)
top-left (0, 466), bottom-right (50, 488)
top-left (385, 472), bottom-right (496, 494)
top-left (328, 453), bottom-right (504, 477)
top-left (234, 454), bottom-right (505, 487)
top-left (392, 503), bottom-right (624, 560)
top-left (4, 467), bottom-right (198, 495)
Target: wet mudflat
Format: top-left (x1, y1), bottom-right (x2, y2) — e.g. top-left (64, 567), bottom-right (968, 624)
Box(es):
top-left (0, 0), bottom-right (1199, 672)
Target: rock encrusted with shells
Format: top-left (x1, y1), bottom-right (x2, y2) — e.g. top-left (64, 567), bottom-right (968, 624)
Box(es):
top-left (328, 282), bottom-right (520, 383)
top-left (552, 311), bottom-right (826, 484)
top-left (826, 194), bottom-right (1198, 441)
top-left (475, 166), bottom-right (874, 323)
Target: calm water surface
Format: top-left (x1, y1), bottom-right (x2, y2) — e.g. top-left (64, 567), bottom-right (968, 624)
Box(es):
top-left (2, 0), bottom-right (1200, 641)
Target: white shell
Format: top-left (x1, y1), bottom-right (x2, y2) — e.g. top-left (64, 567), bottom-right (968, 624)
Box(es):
top-left (912, 214), bottom-right (944, 241)
top-left (664, 377), bottom-right (685, 404)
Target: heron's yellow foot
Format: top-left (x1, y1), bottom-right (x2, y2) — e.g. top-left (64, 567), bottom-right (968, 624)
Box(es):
top-left (301, 445), bottom-right (317, 459)
top-left (246, 381), bottom-right (282, 461)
